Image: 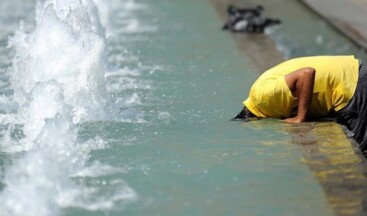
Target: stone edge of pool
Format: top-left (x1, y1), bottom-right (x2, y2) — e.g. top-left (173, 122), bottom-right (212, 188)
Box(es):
top-left (300, 0), bottom-right (367, 52)
top-left (207, 0), bottom-right (367, 215)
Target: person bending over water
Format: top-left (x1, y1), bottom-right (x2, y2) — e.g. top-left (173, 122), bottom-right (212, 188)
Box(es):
top-left (234, 55), bottom-right (367, 156)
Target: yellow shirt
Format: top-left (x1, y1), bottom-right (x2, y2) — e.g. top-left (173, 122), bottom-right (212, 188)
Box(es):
top-left (243, 56), bottom-right (359, 118)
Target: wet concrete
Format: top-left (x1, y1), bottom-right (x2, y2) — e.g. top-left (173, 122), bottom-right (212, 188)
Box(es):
top-left (291, 123), bottom-right (367, 216)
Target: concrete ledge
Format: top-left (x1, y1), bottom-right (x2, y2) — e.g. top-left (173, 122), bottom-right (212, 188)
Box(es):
top-left (300, 0), bottom-right (367, 51)
top-left (293, 122), bottom-right (367, 216)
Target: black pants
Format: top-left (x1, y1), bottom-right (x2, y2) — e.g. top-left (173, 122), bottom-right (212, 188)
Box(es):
top-left (337, 63), bottom-right (367, 156)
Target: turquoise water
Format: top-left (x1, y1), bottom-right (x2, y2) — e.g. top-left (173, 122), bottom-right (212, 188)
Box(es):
top-left (0, 0), bottom-right (365, 215)
top-left (244, 0), bottom-right (366, 60)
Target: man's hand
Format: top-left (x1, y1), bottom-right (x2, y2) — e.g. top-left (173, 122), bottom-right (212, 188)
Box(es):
top-left (284, 67), bottom-right (316, 123)
top-left (282, 117), bottom-right (303, 124)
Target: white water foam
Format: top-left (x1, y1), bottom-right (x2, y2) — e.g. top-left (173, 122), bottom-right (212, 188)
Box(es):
top-left (0, 0), bottom-right (138, 215)
top-left (9, 0), bottom-right (108, 123)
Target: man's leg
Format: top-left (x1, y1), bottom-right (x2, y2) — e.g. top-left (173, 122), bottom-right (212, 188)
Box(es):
top-left (337, 63), bottom-right (367, 155)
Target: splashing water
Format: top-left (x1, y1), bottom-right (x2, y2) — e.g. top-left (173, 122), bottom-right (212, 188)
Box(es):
top-left (9, 0), bottom-right (107, 123)
top-left (0, 0), bottom-right (138, 215)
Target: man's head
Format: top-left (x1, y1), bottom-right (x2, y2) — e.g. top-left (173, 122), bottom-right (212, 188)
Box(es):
top-left (233, 106), bottom-right (255, 121)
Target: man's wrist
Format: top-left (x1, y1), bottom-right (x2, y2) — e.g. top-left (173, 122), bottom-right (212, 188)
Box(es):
top-left (295, 114), bottom-right (306, 122)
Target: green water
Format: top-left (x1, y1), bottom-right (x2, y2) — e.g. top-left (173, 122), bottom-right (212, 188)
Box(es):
top-left (243, 0), bottom-right (366, 60)
top-left (78, 0), bottom-right (346, 215)
top-left (2, 0), bottom-right (367, 215)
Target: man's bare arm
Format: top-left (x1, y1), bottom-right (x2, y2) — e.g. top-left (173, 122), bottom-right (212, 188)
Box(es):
top-left (283, 67), bottom-right (316, 123)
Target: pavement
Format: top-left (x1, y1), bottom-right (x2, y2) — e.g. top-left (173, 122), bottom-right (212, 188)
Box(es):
top-left (300, 0), bottom-right (367, 51)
